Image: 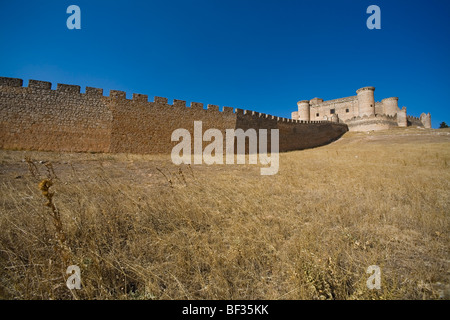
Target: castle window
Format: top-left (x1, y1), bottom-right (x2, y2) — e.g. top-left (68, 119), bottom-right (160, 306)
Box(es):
top-left (346, 109), bottom-right (349, 113)
top-left (316, 113), bottom-right (319, 117)
top-left (330, 109), bottom-right (335, 114)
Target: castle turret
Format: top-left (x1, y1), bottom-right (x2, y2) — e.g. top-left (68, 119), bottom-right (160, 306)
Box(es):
top-left (297, 100), bottom-right (310, 122)
top-left (420, 112), bottom-right (432, 128)
top-left (356, 86), bottom-right (375, 117)
top-left (397, 107), bottom-right (407, 127)
top-left (382, 97), bottom-right (399, 116)
top-left (291, 111), bottom-right (298, 120)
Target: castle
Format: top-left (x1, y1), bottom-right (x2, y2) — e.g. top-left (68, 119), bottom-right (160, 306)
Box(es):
top-left (291, 86), bottom-right (431, 131)
top-left (0, 76), bottom-right (347, 155)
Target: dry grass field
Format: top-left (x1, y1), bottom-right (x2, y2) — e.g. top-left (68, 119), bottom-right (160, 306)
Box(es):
top-left (0, 127), bottom-right (449, 300)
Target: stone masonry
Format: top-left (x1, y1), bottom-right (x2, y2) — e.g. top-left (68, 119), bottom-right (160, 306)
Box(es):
top-left (0, 77), bottom-right (348, 154)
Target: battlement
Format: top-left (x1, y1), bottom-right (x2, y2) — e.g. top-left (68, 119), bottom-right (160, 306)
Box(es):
top-left (407, 115), bottom-right (421, 121)
top-left (86, 87), bottom-right (104, 96)
top-left (348, 113), bottom-right (397, 121)
top-left (0, 76), bottom-right (349, 154)
top-left (190, 102), bottom-right (203, 110)
top-left (382, 97), bottom-right (399, 102)
top-left (132, 93), bottom-right (148, 102)
top-left (0, 77), bottom-right (241, 116)
top-left (110, 90), bottom-right (127, 99)
top-left (346, 113), bottom-right (399, 131)
top-left (29, 79), bottom-right (52, 90)
top-left (356, 86), bottom-right (375, 94)
top-left (155, 97), bottom-right (169, 104)
top-left (57, 83), bottom-right (81, 93)
top-left (207, 104), bottom-right (219, 112)
top-left (0, 77), bottom-right (354, 124)
top-left (0, 77), bottom-right (23, 87)
top-left (406, 114), bottom-right (427, 128)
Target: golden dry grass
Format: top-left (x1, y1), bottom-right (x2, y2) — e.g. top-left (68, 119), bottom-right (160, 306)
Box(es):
top-left (0, 127), bottom-right (449, 300)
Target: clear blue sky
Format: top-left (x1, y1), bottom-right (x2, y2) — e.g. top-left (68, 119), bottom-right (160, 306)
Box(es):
top-left (1, 0), bottom-right (449, 128)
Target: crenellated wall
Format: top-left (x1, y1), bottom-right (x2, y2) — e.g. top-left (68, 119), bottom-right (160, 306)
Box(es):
top-left (407, 115), bottom-right (423, 127)
top-left (0, 79), bottom-right (113, 152)
top-left (0, 77), bottom-right (348, 154)
top-left (346, 114), bottom-right (399, 131)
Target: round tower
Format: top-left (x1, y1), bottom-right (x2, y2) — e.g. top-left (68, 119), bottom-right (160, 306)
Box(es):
top-left (356, 86), bottom-right (375, 117)
top-left (382, 97), bottom-right (399, 116)
top-left (297, 100), bottom-right (310, 122)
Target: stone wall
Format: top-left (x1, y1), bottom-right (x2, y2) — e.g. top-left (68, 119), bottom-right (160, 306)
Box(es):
top-left (407, 115), bottom-right (423, 127)
top-left (346, 114), bottom-right (398, 131)
top-left (0, 79), bottom-right (112, 152)
top-left (0, 77), bottom-right (349, 155)
top-left (309, 96), bottom-right (359, 122)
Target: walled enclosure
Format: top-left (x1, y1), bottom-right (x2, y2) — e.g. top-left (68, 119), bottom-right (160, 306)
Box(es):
top-left (292, 86), bottom-right (432, 131)
top-left (0, 77), bottom-right (348, 155)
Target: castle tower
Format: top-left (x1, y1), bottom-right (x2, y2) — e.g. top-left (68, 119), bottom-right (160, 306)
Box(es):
top-left (397, 107), bottom-right (407, 127)
top-left (356, 86), bottom-right (375, 117)
top-left (297, 100), bottom-right (310, 122)
top-left (291, 111), bottom-right (298, 120)
top-left (420, 112), bottom-right (432, 128)
top-left (382, 97), bottom-right (399, 116)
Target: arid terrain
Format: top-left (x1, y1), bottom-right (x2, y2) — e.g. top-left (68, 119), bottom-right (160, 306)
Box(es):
top-left (0, 127), bottom-right (449, 300)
